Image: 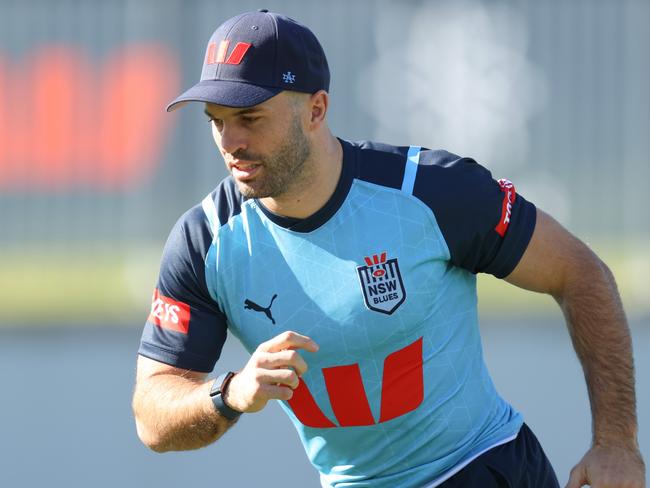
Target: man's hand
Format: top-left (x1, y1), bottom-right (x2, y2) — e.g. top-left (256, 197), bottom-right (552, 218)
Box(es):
top-left (225, 331), bottom-right (319, 413)
top-left (132, 331), bottom-right (318, 452)
top-left (566, 444), bottom-right (646, 488)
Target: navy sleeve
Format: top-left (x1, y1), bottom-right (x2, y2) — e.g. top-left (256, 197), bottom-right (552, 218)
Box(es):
top-left (138, 204), bottom-right (227, 373)
top-left (413, 151), bottom-right (537, 278)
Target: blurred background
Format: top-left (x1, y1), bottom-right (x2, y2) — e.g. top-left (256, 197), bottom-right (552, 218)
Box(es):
top-left (0, 0), bottom-right (648, 486)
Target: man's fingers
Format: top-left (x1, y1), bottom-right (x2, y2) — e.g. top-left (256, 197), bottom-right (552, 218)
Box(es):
top-left (259, 330), bottom-right (319, 354)
top-left (258, 368), bottom-right (300, 390)
top-left (565, 464), bottom-right (586, 488)
top-left (227, 367), bottom-right (299, 413)
top-left (229, 331), bottom-right (316, 412)
top-left (263, 383), bottom-right (295, 401)
top-left (255, 350), bottom-right (309, 376)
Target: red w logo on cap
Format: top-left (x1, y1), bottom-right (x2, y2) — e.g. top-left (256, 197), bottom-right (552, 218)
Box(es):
top-left (206, 40), bottom-right (252, 65)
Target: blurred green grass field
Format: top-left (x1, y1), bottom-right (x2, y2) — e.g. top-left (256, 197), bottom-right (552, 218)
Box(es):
top-left (1, 241), bottom-right (648, 326)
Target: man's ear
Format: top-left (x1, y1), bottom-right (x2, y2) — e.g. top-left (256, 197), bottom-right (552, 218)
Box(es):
top-left (307, 90), bottom-right (329, 130)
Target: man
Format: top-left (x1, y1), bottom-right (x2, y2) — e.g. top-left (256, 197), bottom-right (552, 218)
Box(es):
top-left (132, 9), bottom-right (645, 488)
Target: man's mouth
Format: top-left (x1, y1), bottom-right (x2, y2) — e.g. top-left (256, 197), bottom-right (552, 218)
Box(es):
top-left (230, 161), bottom-right (261, 180)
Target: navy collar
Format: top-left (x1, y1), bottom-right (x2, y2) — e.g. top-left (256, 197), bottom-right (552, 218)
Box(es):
top-left (255, 138), bottom-right (355, 233)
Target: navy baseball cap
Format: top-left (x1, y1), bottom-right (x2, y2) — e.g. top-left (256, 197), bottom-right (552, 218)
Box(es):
top-left (166, 9), bottom-right (330, 111)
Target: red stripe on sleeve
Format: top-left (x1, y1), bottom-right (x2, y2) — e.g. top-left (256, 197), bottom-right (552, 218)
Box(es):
top-left (495, 179), bottom-right (516, 238)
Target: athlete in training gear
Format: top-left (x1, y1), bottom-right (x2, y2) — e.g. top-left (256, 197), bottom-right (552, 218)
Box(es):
top-left (140, 141), bottom-right (537, 486)
top-left (132, 10), bottom-right (645, 488)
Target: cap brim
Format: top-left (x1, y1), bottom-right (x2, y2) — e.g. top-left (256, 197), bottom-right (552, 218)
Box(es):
top-left (166, 80), bottom-right (283, 112)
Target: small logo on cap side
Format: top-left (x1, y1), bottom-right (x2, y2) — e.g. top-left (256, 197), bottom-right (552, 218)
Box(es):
top-left (206, 40), bottom-right (252, 65)
top-left (282, 71), bottom-right (296, 84)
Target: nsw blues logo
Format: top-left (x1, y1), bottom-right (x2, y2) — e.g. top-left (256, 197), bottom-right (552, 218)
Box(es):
top-left (356, 252), bottom-right (406, 315)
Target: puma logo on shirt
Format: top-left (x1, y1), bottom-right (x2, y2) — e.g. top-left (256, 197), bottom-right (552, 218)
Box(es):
top-left (244, 294), bottom-right (278, 324)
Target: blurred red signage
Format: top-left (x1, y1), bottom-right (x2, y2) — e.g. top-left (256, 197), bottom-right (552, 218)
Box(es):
top-left (0, 44), bottom-right (180, 190)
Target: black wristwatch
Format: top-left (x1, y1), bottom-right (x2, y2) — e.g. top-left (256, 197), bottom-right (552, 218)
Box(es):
top-left (209, 371), bottom-right (242, 420)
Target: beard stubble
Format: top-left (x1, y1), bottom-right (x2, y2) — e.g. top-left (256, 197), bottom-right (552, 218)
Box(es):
top-left (233, 114), bottom-right (312, 200)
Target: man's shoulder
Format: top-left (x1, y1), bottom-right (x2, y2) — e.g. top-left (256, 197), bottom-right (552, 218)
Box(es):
top-left (354, 139), bottom-right (461, 167)
top-left (177, 176), bottom-right (247, 232)
top-left (209, 175), bottom-right (247, 228)
top-left (348, 138), bottom-right (477, 191)
top-left (169, 175), bottom-right (243, 243)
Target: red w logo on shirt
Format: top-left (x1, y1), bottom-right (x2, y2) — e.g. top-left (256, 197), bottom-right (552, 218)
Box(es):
top-left (287, 337), bottom-right (424, 428)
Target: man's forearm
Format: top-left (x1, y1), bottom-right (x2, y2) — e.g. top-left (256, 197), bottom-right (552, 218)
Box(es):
top-left (133, 374), bottom-right (236, 452)
top-left (555, 250), bottom-right (638, 447)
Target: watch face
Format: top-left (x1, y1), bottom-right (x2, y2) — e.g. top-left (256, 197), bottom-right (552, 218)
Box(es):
top-left (209, 372), bottom-right (242, 420)
top-left (211, 372), bottom-right (232, 396)
top-left (210, 376), bottom-right (222, 396)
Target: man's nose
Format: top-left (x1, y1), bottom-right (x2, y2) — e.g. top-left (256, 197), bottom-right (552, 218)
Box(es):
top-left (219, 123), bottom-right (247, 156)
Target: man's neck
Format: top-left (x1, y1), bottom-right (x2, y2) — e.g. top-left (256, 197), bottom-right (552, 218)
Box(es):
top-left (259, 134), bottom-right (343, 219)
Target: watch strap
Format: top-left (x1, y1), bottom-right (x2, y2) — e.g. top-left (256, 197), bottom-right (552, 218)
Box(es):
top-left (210, 371), bottom-right (242, 420)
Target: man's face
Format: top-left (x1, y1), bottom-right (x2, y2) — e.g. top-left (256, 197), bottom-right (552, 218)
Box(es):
top-left (205, 92), bottom-right (311, 199)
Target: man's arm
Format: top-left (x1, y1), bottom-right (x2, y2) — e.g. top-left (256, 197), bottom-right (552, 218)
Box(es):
top-left (505, 208), bottom-right (645, 487)
top-left (132, 356), bottom-right (229, 452)
top-left (132, 331), bottom-right (318, 453)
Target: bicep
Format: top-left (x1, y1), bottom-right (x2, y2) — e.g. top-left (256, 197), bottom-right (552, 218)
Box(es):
top-left (504, 208), bottom-right (595, 297)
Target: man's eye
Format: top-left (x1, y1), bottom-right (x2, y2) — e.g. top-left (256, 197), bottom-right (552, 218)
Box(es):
top-left (241, 116), bottom-right (258, 124)
top-left (208, 118), bottom-right (224, 130)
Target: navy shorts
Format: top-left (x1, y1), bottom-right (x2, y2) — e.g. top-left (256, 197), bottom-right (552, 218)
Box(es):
top-left (438, 423), bottom-right (560, 487)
